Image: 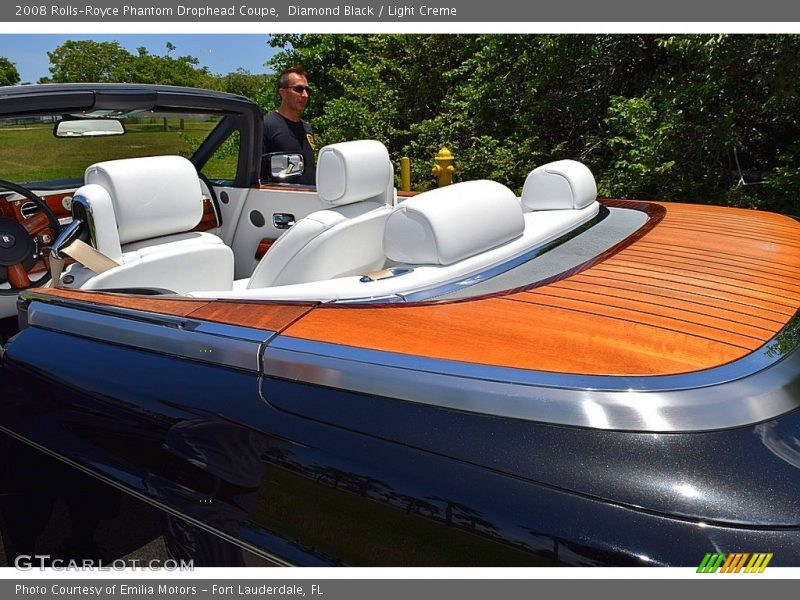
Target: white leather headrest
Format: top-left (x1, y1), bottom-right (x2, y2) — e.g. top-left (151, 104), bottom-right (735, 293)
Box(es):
top-left (384, 180), bottom-right (524, 266)
top-left (85, 155), bottom-right (203, 245)
top-left (521, 160), bottom-right (597, 211)
top-left (316, 140), bottom-right (393, 207)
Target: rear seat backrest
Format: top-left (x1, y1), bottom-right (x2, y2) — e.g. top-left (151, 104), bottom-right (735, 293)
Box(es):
top-left (383, 180), bottom-right (524, 266)
top-left (246, 140), bottom-right (394, 288)
top-left (521, 159), bottom-right (597, 211)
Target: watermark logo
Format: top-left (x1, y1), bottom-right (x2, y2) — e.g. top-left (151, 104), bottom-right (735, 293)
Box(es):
top-left (14, 555), bottom-right (194, 571)
top-left (697, 553), bottom-right (773, 573)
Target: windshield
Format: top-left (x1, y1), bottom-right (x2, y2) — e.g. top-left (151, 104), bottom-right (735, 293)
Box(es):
top-left (0, 111), bottom-right (239, 184)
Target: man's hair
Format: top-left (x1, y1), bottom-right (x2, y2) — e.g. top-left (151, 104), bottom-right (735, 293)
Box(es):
top-left (278, 66), bottom-right (308, 89)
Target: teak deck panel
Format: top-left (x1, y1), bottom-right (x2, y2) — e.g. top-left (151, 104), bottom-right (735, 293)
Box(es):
top-left (33, 287), bottom-right (212, 317)
top-left (32, 288), bottom-right (313, 332)
top-left (185, 301), bottom-right (314, 331)
top-left (30, 201), bottom-right (800, 376)
top-left (283, 201), bottom-right (800, 376)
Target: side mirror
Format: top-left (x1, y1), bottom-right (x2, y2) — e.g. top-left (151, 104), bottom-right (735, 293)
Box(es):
top-left (263, 152), bottom-right (305, 182)
top-left (54, 118), bottom-right (125, 138)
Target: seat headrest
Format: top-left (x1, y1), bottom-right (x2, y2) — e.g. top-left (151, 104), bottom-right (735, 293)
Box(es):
top-left (316, 140), bottom-right (393, 207)
top-left (85, 155), bottom-right (203, 245)
top-left (521, 159), bottom-right (597, 211)
top-left (384, 180), bottom-right (524, 266)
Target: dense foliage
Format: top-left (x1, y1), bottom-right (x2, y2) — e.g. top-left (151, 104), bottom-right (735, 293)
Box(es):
top-left (263, 34), bottom-right (799, 214)
top-left (0, 57), bottom-right (20, 87)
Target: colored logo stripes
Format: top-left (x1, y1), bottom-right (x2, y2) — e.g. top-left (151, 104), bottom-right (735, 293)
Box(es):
top-left (697, 553), bottom-right (773, 573)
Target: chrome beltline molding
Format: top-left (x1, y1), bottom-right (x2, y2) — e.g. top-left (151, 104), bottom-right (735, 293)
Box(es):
top-left (262, 313), bottom-right (800, 433)
top-left (26, 301), bottom-right (273, 372)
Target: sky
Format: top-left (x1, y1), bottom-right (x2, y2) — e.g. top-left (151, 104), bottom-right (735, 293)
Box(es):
top-left (0, 34), bottom-right (279, 83)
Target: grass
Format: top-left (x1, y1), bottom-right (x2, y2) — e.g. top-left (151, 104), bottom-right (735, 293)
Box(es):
top-left (0, 119), bottom-right (239, 182)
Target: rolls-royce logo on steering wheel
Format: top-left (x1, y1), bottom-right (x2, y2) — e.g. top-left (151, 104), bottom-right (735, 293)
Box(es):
top-left (0, 232), bottom-right (16, 248)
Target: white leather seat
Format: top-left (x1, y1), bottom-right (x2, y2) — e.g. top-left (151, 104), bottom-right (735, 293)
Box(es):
top-left (246, 140), bottom-right (394, 289)
top-left (384, 180), bottom-right (524, 265)
top-left (62, 155), bottom-right (234, 293)
top-left (191, 170), bottom-right (600, 303)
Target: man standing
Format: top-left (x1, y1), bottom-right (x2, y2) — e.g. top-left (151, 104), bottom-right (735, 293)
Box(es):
top-left (261, 66), bottom-right (316, 185)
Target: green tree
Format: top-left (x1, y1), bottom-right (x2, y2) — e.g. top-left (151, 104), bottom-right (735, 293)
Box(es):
top-left (44, 40), bottom-right (133, 82)
top-left (221, 68), bottom-right (269, 98)
top-left (0, 57), bottom-right (20, 86)
top-left (127, 46), bottom-right (208, 86)
top-left (271, 33), bottom-right (798, 212)
top-left (43, 40), bottom-right (211, 88)
top-left (597, 35), bottom-right (800, 213)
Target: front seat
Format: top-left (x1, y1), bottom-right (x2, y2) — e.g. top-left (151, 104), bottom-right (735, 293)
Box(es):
top-left (58, 155), bottom-right (233, 293)
top-left (245, 140), bottom-right (395, 289)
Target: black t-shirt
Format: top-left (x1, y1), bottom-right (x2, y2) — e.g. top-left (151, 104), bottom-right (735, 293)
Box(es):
top-left (261, 111), bottom-right (316, 185)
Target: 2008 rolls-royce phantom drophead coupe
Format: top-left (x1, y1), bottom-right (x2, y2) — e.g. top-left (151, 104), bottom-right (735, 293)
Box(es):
top-left (0, 84), bottom-right (798, 567)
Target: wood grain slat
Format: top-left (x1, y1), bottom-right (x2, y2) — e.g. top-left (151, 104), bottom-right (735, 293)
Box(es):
top-left (573, 271), bottom-right (796, 317)
top-left (659, 218), bottom-right (800, 242)
top-left (282, 298), bottom-right (749, 376)
top-left (519, 285), bottom-right (775, 341)
top-left (31, 287), bottom-right (211, 317)
top-left (662, 213), bottom-right (799, 233)
top-left (186, 301), bottom-right (314, 332)
top-left (616, 247), bottom-right (800, 285)
top-left (546, 279), bottom-right (786, 329)
top-left (657, 224), bottom-right (800, 250)
top-left (601, 255), bottom-right (800, 295)
top-left (649, 226), bottom-right (800, 261)
top-left (506, 295), bottom-right (759, 351)
top-left (30, 288), bottom-right (313, 333)
top-left (633, 240), bottom-right (800, 275)
top-left (589, 263), bottom-right (799, 309)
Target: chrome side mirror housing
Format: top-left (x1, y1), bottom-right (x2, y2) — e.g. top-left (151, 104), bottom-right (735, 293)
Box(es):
top-left (263, 152), bottom-right (305, 182)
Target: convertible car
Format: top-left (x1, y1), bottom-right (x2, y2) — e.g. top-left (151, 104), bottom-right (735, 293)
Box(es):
top-left (0, 84), bottom-right (799, 567)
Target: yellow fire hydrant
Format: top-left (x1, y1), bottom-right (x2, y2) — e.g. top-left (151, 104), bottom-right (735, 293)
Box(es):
top-left (432, 147), bottom-right (455, 187)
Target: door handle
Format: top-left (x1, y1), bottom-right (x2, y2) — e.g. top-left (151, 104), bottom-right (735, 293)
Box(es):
top-left (273, 213), bottom-right (295, 229)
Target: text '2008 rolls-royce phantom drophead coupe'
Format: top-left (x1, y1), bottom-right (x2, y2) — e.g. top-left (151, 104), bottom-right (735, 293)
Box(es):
top-left (0, 84), bottom-right (799, 567)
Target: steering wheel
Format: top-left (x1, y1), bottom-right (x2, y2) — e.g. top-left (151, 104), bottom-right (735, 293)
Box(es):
top-left (0, 179), bottom-right (63, 293)
top-left (197, 171), bottom-right (223, 228)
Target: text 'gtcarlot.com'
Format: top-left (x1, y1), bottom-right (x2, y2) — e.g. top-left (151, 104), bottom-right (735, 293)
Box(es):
top-left (13, 555), bottom-right (193, 571)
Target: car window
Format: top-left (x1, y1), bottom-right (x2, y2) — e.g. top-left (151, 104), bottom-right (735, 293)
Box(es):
top-left (202, 130), bottom-right (240, 182)
top-left (0, 111), bottom-right (235, 184)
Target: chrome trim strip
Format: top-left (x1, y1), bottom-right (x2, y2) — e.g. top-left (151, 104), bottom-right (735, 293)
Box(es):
top-left (27, 301), bottom-right (272, 372)
top-left (262, 313), bottom-right (800, 432)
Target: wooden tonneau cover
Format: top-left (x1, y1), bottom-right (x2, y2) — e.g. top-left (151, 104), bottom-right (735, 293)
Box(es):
top-left (32, 200), bottom-right (800, 376)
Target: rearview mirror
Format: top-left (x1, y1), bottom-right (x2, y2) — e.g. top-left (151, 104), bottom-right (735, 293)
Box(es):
top-left (54, 118), bottom-right (126, 138)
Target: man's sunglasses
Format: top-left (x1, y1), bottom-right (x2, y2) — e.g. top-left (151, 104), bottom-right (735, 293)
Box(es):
top-left (282, 85), bottom-right (312, 95)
